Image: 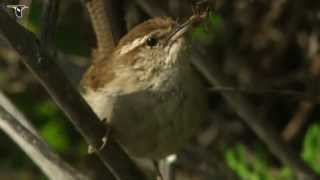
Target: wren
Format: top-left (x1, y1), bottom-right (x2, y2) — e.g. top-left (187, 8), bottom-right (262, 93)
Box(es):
top-left (81, 15), bottom-right (207, 159)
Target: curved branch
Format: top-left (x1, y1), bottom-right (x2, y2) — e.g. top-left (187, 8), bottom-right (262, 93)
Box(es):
top-left (84, 0), bottom-right (126, 63)
top-left (0, 93), bottom-right (90, 180)
top-left (85, 0), bottom-right (115, 59)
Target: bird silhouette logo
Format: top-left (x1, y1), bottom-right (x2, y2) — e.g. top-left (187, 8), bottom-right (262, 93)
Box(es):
top-left (6, 5), bottom-right (29, 18)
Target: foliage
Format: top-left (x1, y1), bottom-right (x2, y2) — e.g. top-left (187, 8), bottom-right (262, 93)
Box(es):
top-left (226, 122), bottom-right (320, 180)
top-left (191, 12), bottom-right (221, 44)
top-left (302, 123), bottom-right (320, 174)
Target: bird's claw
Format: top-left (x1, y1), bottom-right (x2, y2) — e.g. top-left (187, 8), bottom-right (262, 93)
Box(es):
top-left (88, 120), bottom-right (111, 154)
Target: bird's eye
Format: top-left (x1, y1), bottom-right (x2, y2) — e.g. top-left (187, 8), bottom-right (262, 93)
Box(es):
top-left (146, 36), bottom-right (158, 47)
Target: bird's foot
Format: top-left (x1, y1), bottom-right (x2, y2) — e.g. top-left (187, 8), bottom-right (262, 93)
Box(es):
top-left (88, 119), bottom-right (110, 154)
top-left (153, 160), bottom-right (163, 180)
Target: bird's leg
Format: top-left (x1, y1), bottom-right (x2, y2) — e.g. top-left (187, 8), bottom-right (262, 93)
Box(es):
top-left (153, 160), bottom-right (163, 180)
top-left (88, 118), bottom-right (111, 153)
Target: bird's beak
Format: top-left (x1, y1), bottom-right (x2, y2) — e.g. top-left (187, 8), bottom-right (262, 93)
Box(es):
top-left (167, 12), bottom-right (207, 44)
top-left (167, 19), bottom-right (193, 43)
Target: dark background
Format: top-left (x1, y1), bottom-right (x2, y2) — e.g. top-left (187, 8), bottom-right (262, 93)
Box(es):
top-left (0, 0), bottom-right (319, 179)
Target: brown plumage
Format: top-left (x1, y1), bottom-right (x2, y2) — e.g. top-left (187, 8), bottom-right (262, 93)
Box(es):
top-left (81, 16), bottom-right (207, 159)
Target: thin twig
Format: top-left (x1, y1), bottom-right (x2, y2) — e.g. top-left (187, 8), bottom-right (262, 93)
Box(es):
top-left (0, 93), bottom-right (90, 180)
top-left (210, 87), bottom-right (306, 97)
top-left (0, 8), bottom-right (145, 180)
top-left (0, 91), bottom-right (39, 137)
top-left (282, 101), bottom-right (313, 141)
top-left (210, 86), bottom-right (320, 103)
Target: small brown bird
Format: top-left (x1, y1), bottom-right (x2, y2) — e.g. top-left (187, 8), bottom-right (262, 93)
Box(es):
top-left (81, 15), bottom-right (207, 159)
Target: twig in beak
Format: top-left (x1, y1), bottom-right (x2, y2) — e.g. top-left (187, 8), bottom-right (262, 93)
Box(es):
top-left (167, 9), bottom-right (208, 44)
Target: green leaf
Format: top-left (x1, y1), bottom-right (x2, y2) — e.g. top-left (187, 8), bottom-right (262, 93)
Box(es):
top-left (279, 167), bottom-right (294, 180)
top-left (191, 12), bottom-right (222, 44)
top-left (302, 123), bottom-right (320, 174)
top-left (40, 120), bottom-right (70, 152)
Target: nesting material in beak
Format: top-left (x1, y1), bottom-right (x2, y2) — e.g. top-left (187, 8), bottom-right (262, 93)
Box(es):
top-left (167, 11), bottom-right (208, 43)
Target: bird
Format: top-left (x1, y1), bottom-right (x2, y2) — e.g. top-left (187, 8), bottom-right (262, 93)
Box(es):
top-left (81, 14), bottom-right (207, 160)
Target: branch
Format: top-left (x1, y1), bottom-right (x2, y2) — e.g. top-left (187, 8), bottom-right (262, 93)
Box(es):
top-left (0, 92), bottom-right (90, 180)
top-left (85, 0), bottom-right (115, 58)
top-left (0, 8), bottom-right (145, 180)
top-left (84, 0), bottom-right (127, 62)
top-left (0, 91), bottom-right (38, 136)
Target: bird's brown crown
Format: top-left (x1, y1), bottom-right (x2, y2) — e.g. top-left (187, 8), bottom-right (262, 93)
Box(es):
top-left (116, 17), bottom-right (177, 47)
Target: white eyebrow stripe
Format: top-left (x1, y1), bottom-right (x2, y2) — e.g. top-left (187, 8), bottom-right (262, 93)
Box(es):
top-left (117, 36), bottom-right (148, 55)
top-left (116, 27), bottom-right (172, 55)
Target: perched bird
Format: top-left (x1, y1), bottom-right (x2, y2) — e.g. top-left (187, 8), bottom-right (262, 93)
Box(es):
top-left (81, 15), bottom-right (207, 159)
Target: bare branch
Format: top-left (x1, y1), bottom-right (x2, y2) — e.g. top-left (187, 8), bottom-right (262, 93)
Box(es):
top-left (0, 92), bottom-right (90, 180)
top-left (282, 101), bottom-right (313, 141)
top-left (0, 91), bottom-right (38, 136)
top-left (0, 8), bottom-right (145, 180)
top-left (84, 0), bottom-right (120, 62)
top-left (84, 0), bottom-right (126, 62)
